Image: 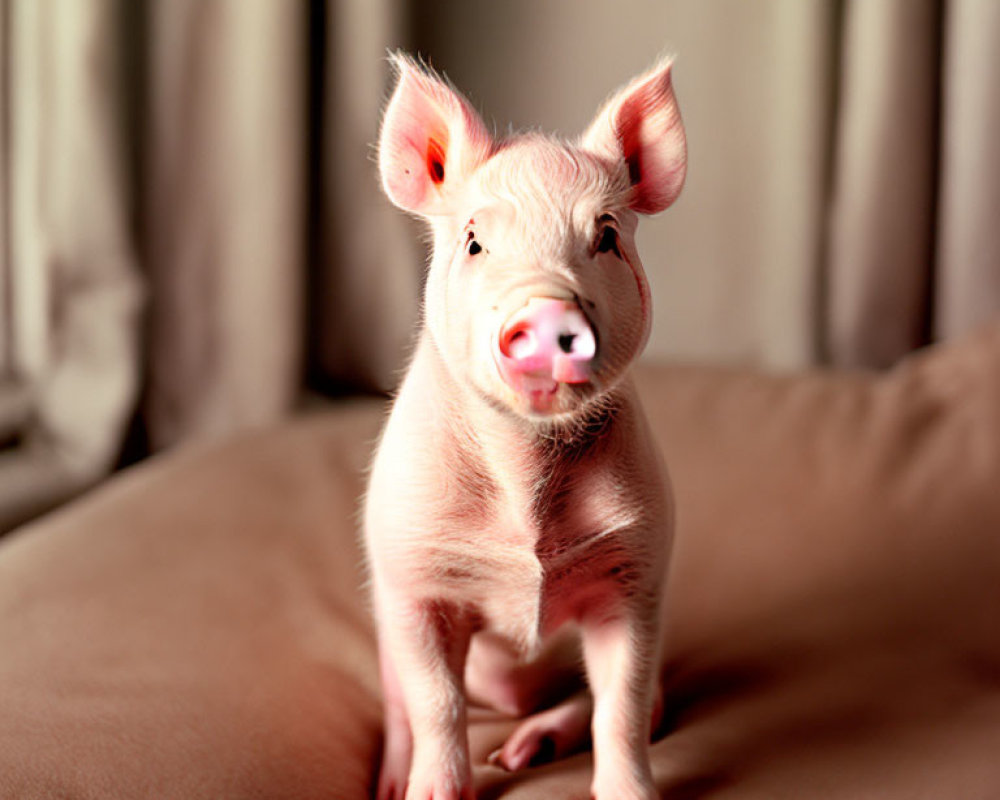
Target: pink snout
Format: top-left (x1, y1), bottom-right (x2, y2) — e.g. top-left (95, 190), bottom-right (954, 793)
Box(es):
top-left (495, 298), bottom-right (597, 397)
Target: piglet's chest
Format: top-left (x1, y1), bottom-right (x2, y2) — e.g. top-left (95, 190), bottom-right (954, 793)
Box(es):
top-left (412, 431), bottom-right (641, 646)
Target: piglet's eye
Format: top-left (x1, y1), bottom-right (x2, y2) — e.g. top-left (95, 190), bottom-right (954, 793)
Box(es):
top-left (466, 231), bottom-right (483, 256)
top-left (595, 226), bottom-right (621, 258)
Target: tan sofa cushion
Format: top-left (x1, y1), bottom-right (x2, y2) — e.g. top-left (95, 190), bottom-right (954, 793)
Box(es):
top-left (2, 323), bottom-right (999, 799)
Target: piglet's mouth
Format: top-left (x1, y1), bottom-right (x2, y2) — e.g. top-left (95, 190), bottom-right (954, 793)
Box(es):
top-left (493, 297), bottom-right (597, 413)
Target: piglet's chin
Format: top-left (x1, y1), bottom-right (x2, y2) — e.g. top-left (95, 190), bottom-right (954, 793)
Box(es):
top-left (511, 374), bottom-right (561, 415)
top-left (493, 360), bottom-right (594, 418)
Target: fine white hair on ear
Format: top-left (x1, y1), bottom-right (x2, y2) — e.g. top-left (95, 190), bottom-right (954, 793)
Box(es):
top-left (580, 57), bottom-right (687, 214)
top-left (378, 52), bottom-right (494, 217)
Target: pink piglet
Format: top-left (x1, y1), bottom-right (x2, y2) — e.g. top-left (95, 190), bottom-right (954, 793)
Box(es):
top-left (365, 52), bottom-right (687, 800)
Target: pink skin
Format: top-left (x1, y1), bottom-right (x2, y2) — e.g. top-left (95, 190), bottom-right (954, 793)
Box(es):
top-left (366, 52), bottom-right (686, 800)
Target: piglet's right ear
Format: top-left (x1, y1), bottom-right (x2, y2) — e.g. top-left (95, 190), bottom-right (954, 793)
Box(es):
top-left (378, 53), bottom-right (492, 216)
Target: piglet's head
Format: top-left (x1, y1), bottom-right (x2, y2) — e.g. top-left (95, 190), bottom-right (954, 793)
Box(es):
top-left (378, 53), bottom-right (686, 420)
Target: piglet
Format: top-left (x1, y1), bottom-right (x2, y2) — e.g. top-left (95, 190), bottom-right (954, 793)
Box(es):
top-left (365, 53), bottom-right (687, 800)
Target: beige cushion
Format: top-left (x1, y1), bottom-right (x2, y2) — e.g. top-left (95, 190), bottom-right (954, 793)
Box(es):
top-left (2, 324), bottom-right (999, 799)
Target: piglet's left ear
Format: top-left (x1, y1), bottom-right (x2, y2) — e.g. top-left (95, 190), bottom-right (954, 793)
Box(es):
top-left (581, 58), bottom-right (687, 215)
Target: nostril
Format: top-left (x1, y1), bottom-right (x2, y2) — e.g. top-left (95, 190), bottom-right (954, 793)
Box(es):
top-left (504, 328), bottom-right (535, 360)
top-left (496, 297), bottom-right (597, 389)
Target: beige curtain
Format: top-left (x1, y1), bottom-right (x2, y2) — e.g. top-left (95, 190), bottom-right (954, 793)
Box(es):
top-left (827, 0), bottom-right (941, 366)
top-left (934, 0), bottom-right (1000, 342)
top-left (144, 0), bottom-right (305, 448)
top-left (144, 0), bottom-right (418, 447)
top-left (828, 0), bottom-right (1000, 366)
top-left (0, 0), bottom-right (141, 531)
top-left (317, 0), bottom-right (421, 393)
top-left (1, 0), bottom-right (999, 531)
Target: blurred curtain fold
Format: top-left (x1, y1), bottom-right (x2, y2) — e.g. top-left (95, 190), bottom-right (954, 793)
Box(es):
top-left (0, 0), bottom-right (142, 531)
top-left (144, 0), bottom-right (307, 449)
top-left (826, 0), bottom-right (1000, 367)
top-left (144, 0), bottom-right (417, 448)
top-left (0, 0), bottom-right (998, 531)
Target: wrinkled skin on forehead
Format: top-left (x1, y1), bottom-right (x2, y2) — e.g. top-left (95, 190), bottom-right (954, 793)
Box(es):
top-left (367, 52), bottom-right (687, 800)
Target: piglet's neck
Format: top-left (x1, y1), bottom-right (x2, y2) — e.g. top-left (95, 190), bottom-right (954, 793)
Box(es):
top-left (420, 329), bottom-right (616, 466)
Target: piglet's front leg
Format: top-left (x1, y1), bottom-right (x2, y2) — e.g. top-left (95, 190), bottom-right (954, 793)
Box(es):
top-left (579, 567), bottom-right (664, 800)
top-left (377, 592), bottom-right (476, 800)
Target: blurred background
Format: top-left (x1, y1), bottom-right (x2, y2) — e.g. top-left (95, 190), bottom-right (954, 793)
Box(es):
top-left (0, 0), bottom-right (998, 531)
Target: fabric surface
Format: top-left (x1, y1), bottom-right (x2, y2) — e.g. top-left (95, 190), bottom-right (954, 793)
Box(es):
top-left (2, 323), bottom-right (999, 799)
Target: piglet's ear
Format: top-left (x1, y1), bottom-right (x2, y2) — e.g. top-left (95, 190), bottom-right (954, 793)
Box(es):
top-left (581, 58), bottom-right (687, 215)
top-left (378, 53), bottom-right (492, 216)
